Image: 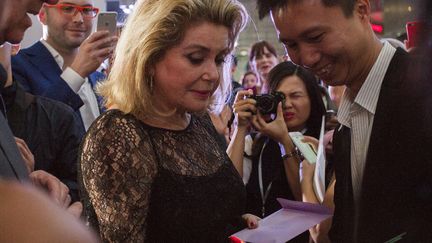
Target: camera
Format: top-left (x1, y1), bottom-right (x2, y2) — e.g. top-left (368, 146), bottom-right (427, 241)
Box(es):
top-left (326, 109), bottom-right (337, 119)
top-left (249, 91), bottom-right (285, 114)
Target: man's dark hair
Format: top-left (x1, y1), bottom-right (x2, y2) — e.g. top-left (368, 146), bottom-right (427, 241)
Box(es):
top-left (256, 0), bottom-right (356, 19)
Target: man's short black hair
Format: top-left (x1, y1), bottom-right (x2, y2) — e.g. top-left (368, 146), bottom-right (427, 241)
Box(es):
top-left (256, 0), bottom-right (356, 19)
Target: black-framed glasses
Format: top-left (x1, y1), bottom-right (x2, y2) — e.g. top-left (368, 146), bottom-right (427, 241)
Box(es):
top-left (44, 3), bottom-right (99, 19)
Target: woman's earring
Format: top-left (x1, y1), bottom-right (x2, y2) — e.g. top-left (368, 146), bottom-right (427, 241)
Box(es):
top-left (148, 76), bottom-right (154, 93)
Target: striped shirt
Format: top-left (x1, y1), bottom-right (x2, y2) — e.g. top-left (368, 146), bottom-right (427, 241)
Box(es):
top-left (338, 41), bottom-right (396, 201)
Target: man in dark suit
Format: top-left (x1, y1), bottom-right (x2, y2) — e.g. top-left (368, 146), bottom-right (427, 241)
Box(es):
top-left (12, 0), bottom-right (117, 130)
top-left (256, 0), bottom-right (432, 242)
top-left (0, 0), bottom-right (82, 213)
top-left (0, 86), bottom-right (29, 181)
top-left (1, 42), bottom-right (85, 201)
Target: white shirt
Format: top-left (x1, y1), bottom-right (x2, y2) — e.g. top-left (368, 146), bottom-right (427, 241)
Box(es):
top-left (41, 40), bottom-right (100, 130)
top-left (337, 41), bottom-right (396, 201)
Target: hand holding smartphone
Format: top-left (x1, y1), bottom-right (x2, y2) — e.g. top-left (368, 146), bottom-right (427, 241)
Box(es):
top-left (96, 12), bottom-right (118, 35)
top-left (288, 132), bottom-right (317, 163)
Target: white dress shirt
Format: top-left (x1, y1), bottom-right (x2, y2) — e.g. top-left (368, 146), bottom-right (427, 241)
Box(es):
top-left (41, 40), bottom-right (100, 130)
top-left (337, 41), bottom-right (396, 201)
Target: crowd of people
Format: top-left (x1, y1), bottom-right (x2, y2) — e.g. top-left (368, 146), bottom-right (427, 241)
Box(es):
top-left (0, 0), bottom-right (431, 242)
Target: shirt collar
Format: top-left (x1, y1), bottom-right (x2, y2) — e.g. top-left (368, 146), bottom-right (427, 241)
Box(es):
top-left (337, 41), bottom-right (396, 129)
top-left (354, 41), bottom-right (396, 114)
top-left (337, 88), bottom-right (351, 129)
top-left (40, 39), bottom-right (64, 70)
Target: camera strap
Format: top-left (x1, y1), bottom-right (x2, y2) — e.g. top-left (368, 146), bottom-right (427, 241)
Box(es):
top-left (258, 142), bottom-right (273, 218)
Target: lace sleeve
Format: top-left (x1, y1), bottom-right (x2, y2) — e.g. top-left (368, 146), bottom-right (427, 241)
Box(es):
top-left (80, 113), bottom-right (157, 242)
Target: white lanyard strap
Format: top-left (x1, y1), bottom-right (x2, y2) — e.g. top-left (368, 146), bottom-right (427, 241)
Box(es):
top-left (258, 142), bottom-right (273, 217)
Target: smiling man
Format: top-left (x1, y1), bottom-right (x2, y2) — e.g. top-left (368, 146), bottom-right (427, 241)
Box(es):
top-left (256, 0), bottom-right (432, 242)
top-left (0, 0), bottom-right (58, 44)
top-left (12, 0), bottom-right (117, 130)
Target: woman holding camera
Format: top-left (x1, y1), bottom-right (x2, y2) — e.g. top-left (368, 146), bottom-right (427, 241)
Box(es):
top-left (227, 61), bottom-right (326, 242)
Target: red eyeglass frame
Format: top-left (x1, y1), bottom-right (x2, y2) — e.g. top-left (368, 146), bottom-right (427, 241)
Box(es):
top-left (44, 3), bottom-right (100, 18)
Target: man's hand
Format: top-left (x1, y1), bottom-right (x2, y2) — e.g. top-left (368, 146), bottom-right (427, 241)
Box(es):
top-left (29, 170), bottom-right (83, 218)
top-left (0, 43), bottom-right (12, 70)
top-left (29, 170), bottom-right (71, 208)
top-left (14, 137), bottom-right (34, 173)
top-left (67, 201), bottom-right (83, 218)
top-left (70, 30), bottom-right (118, 77)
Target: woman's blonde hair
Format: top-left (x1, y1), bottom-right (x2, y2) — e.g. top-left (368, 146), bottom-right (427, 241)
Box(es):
top-left (98, 0), bottom-right (248, 117)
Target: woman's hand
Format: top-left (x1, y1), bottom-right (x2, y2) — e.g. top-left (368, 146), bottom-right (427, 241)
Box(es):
top-left (301, 159), bottom-right (316, 183)
top-left (323, 130), bottom-right (335, 156)
top-left (302, 135), bottom-right (319, 151)
top-left (300, 136), bottom-right (319, 182)
top-left (252, 102), bottom-right (290, 144)
top-left (232, 89), bottom-right (256, 128)
top-left (241, 213), bottom-right (260, 229)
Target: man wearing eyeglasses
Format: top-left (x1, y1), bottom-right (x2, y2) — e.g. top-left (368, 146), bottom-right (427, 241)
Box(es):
top-left (12, 0), bottom-right (117, 130)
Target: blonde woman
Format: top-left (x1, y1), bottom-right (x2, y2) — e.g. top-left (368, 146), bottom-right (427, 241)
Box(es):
top-left (78, 0), bottom-right (255, 242)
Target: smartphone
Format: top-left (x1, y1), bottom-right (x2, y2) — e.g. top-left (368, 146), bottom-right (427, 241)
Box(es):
top-left (406, 21), bottom-right (423, 49)
top-left (288, 132), bottom-right (317, 163)
top-left (97, 12), bottom-right (118, 35)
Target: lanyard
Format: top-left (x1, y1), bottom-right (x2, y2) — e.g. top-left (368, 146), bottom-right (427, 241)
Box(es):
top-left (258, 142), bottom-right (272, 217)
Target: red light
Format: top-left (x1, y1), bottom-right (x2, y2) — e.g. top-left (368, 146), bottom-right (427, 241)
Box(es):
top-left (372, 24), bottom-right (384, 34)
top-left (229, 236), bottom-right (245, 243)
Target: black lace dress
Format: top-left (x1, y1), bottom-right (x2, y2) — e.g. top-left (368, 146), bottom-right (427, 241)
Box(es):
top-left (79, 110), bottom-right (246, 242)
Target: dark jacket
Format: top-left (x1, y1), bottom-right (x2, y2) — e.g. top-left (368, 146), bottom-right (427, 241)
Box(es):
top-left (2, 81), bottom-right (84, 201)
top-left (330, 48), bottom-right (432, 242)
top-left (0, 113), bottom-right (29, 181)
top-left (0, 64), bottom-right (29, 181)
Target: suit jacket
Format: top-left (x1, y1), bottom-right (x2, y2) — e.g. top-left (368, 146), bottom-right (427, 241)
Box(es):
top-left (11, 41), bottom-right (105, 112)
top-left (330, 48), bottom-right (432, 242)
top-left (0, 113), bottom-right (29, 181)
top-left (0, 65), bottom-right (28, 181)
top-left (2, 81), bottom-right (84, 201)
